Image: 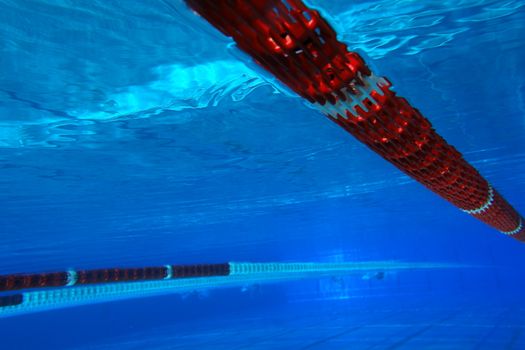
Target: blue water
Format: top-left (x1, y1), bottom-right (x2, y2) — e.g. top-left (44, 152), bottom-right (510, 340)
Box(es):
top-left (1, 0), bottom-right (525, 348)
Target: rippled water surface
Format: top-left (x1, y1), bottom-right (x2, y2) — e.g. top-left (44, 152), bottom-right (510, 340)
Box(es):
top-left (1, 0), bottom-right (525, 349)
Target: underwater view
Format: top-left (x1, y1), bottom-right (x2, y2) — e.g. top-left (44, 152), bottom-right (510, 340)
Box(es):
top-left (1, 0), bottom-right (525, 348)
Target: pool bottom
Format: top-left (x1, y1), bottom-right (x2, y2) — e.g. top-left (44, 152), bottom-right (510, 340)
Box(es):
top-left (37, 296), bottom-right (525, 349)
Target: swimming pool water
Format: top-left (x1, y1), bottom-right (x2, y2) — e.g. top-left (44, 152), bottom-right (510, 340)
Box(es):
top-left (1, 0), bottom-right (525, 348)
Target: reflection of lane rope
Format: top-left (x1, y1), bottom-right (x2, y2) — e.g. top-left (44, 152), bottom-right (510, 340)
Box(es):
top-left (0, 261), bottom-right (459, 318)
top-left (185, 0), bottom-right (524, 241)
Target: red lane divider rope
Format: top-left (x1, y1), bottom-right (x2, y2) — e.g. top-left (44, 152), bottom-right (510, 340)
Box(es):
top-left (0, 263), bottom-right (230, 292)
top-left (185, 0), bottom-right (524, 241)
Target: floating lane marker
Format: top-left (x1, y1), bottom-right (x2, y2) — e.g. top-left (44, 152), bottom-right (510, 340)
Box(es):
top-left (185, 0), bottom-right (525, 242)
top-left (0, 261), bottom-right (461, 318)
